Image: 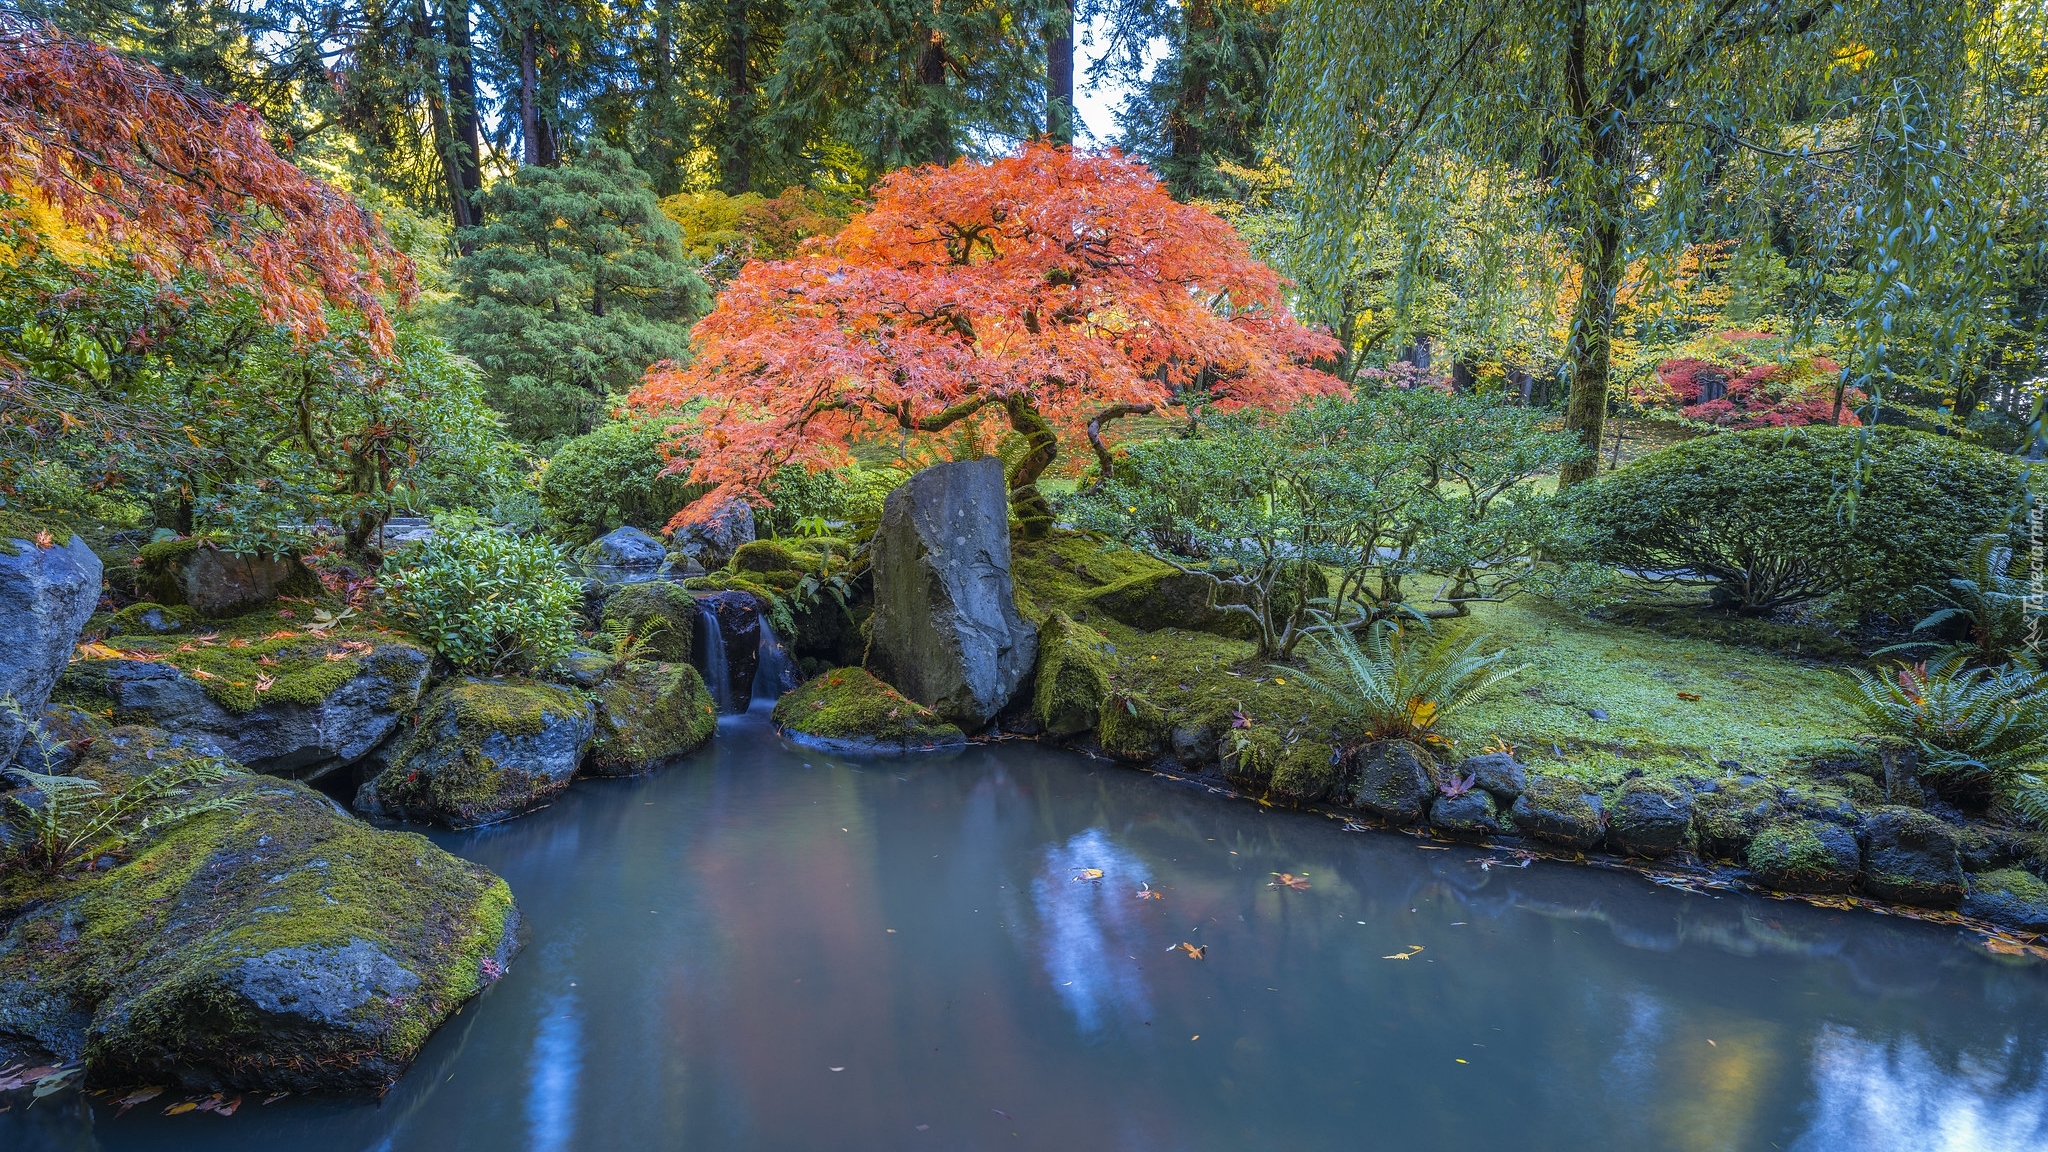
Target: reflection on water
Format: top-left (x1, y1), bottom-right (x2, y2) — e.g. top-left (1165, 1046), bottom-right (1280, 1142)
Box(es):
top-left (8, 707), bottom-right (2048, 1152)
top-left (1799, 1025), bottom-right (2048, 1152)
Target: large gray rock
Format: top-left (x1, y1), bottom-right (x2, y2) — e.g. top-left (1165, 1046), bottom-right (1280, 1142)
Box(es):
top-left (1962, 869), bottom-right (2048, 931)
top-left (1430, 788), bottom-right (1501, 837)
top-left (866, 459), bottom-right (1037, 729)
top-left (1347, 739), bottom-right (1438, 824)
top-left (60, 640), bottom-right (431, 779)
top-left (577, 525), bottom-right (668, 568)
top-left (671, 496), bottom-right (756, 571)
top-left (144, 542), bottom-right (307, 618)
top-left (1, 531), bottom-right (102, 768)
top-left (0, 726), bottom-right (520, 1093)
top-left (1455, 752), bottom-right (1527, 803)
top-left (1510, 775), bottom-right (1606, 850)
top-left (357, 678), bottom-right (595, 828)
top-left (1858, 806), bottom-right (1966, 907)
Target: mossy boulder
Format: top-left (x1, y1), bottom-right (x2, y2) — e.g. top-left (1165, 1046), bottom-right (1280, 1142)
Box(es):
top-left (0, 727), bottom-right (520, 1093)
top-left (1857, 806), bottom-right (1966, 908)
top-left (547, 647), bottom-right (614, 689)
top-left (359, 679), bottom-right (596, 828)
top-left (1962, 869), bottom-right (2048, 932)
top-left (59, 637), bottom-right (431, 781)
top-left (1510, 774), bottom-right (1606, 851)
top-left (576, 525), bottom-right (668, 568)
top-left (1086, 570), bottom-right (1256, 641)
top-left (1098, 692), bottom-right (1168, 761)
top-left (1, 528), bottom-right (101, 769)
top-left (104, 602), bottom-right (201, 636)
top-left (599, 581), bottom-right (697, 662)
top-left (1269, 738), bottom-right (1339, 802)
top-left (1692, 779), bottom-right (1781, 860)
top-left (138, 538), bottom-right (313, 619)
top-left (1432, 789), bottom-right (1502, 838)
top-left (770, 668), bottom-right (965, 754)
top-left (586, 662), bottom-right (718, 776)
top-left (1453, 752), bottom-right (1527, 803)
top-left (732, 540), bottom-right (804, 573)
top-left (1347, 740), bottom-right (1438, 824)
top-left (1745, 819), bottom-right (1862, 893)
top-left (1606, 778), bottom-right (1695, 857)
top-left (1032, 611), bottom-right (1114, 738)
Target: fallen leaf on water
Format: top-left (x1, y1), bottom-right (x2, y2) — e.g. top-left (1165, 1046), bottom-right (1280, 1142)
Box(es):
top-left (1134, 884), bottom-right (1162, 900)
top-left (1190, 1034), bottom-right (1200, 1041)
top-left (164, 1101), bottom-right (198, 1116)
top-left (262, 1093), bottom-right (290, 1105)
top-left (1170, 942), bottom-right (1207, 960)
top-left (1073, 868), bottom-right (1104, 882)
top-left (992, 1109), bottom-right (1010, 1119)
top-left (1706, 1039), bottom-right (1717, 1047)
top-left (1269, 872), bottom-right (1310, 891)
top-left (112, 1086), bottom-right (163, 1115)
top-left (1382, 945), bottom-right (1425, 960)
top-left (0, 1065), bottom-right (56, 1090)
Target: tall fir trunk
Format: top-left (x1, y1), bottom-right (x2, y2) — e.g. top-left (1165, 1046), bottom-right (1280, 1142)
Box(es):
top-left (519, 26), bottom-right (542, 165)
top-left (444, 0), bottom-right (483, 242)
top-left (721, 0), bottom-right (755, 193)
top-left (1166, 0), bottom-right (1213, 175)
top-left (910, 30), bottom-right (956, 165)
top-left (645, 0), bottom-right (683, 195)
top-left (1046, 0), bottom-right (1073, 144)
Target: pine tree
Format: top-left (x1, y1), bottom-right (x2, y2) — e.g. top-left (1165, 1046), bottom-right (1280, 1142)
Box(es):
top-left (444, 145), bottom-right (709, 445)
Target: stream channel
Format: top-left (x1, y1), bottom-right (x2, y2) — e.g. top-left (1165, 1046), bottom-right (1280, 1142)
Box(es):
top-left (11, 702), bottom-right (2048, 1151)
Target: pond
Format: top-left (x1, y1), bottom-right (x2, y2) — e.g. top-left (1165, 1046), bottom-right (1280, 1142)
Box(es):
top-left (10, 706), bottom-right (2048, 1152)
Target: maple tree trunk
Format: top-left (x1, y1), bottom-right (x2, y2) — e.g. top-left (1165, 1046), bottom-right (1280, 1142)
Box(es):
top-left (1085, 403), bottom-right (1154, 491)
top-left (1046, 0), bottom-right (1074, 145)
top-left (1004, 396), bottom-right (1058, 539)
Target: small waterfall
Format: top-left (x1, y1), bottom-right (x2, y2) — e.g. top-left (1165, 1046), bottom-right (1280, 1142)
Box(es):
top-left (694, 600), bottom-right (733, 713)
top-left (751, 619), bottom-right (799, 706)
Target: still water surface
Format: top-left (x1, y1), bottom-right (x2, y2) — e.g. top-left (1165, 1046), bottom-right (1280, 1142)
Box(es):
top-left (12, 707), bottom-right (2048, 1151)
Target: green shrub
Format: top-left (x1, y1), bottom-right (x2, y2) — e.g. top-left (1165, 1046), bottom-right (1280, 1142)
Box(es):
top-left (1847, 653), bottom-right (2048, 822)
top-left (1565, 426), bottom-right (2029, 618)
top-left (538, 419), bottom-right (710, 543)
top-left (384, 521), bottom-right (581, 674)
top-left (757, 463), bottom-right (907, 537)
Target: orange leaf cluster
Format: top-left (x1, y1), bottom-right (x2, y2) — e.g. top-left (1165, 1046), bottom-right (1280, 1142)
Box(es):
top-left (632, 144), bottom-right (1341, 496)
top-left (0, 20), bottom-right (415, 351)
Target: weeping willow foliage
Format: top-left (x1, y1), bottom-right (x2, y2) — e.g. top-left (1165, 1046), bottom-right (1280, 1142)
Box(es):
top-left (1274, 0), bottom-right (2048, 483)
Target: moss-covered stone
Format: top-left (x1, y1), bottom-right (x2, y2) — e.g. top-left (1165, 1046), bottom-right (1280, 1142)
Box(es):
top-left (586, 662), bottom-right (717, 776)
top-left (104, 602), bottom-right (201, 635)
top-left (548, 647), bottom-right (614, 688)
top-left (1431, 789), bottom-right (1502, 838)
top-left (362, 678), bottom-right (596, 828)
top-left (1347, 739), bottom-right (1438, 823)
top-left (732, 540), bottom-right (802, 573)
top-left (1098, 692), bottom-right (1167, 761)
top-left (599, 581), bottom-right (697, 662)
top-left (1746, 819), bottom-right (1862, 893)
top-left (138, 537), bottom-right (315, 619)
top-left (1692, 779), bottom-right (1781, 860)
top-left (1032, 611), bottom-right (1114, 737)
top-left (1858, 806), bottom-right (1966, 907)
top-left (1962, 868), bottom-right (2048, 931)
top-left (1606, 777), bottom-right (1695, 857)
top-left (1510, 774), bottom-right (1606, 850)
top-left (1268, 738), bottom-right (1339, 802)
top-left (0, 727), bottom-right (519, 1093)
top-left (1086, 569), bottom-right (1258, 641)
top-left (770, 668), bottom-right (965, 753)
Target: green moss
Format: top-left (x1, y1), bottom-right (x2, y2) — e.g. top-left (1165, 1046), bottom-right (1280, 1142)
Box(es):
top-left (0, 732), bottom-right (514, 1090)
top-left (1032, 611), bottom-right (1114, 737)
top-left (1745, 819), bottom-right (1858, 891)
top-left (771, 668), bottom-right (963, 749)
top-left (1692, 779), bottom-right (1780, 859)
top-left (106, 602), bottom-right (201, 635)
top-left (600, 582), bottom-right (698, 662)
top-left (732, 540), bottom-right (801, 573)
top-left (136, 535), bottom-right (210, 565)
top-left (370, 679), bottom-right (591, 824)
top-left (62, 604), bottom-right (421, 715)
top-left (587, 662), bottom-right (717, 775)
top-left (0, 508), bottom-right (71, 555)
top-left (441, 677), bottom-right (585, 739)
top-left (1972, 868), bottom-right (2048, 904)
top-left (1600, 602), bottom-right (1864, 663)
top-left (1098, 692), bottom-right (1167, 760)
top-left (1268, 738), bottom-right (1339, 802)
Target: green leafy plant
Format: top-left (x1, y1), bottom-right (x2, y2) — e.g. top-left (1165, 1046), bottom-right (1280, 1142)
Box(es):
top-left (1287, 620), bottom-right (1524, 747)
top-left (1846, 654), bottom-right (2048, 821)
top-left (537, 417), bottom-right (711, 543)
top-left (1901, 535), bottom-right (2044, 668)
top-left (383, 520), bottom-right (581, 674)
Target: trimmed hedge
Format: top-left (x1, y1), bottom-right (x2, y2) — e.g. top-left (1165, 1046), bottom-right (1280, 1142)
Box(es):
top-left (1565, 426), bottom-right (2029, 618)
top-left (538, 419), bottom-right (711, 543)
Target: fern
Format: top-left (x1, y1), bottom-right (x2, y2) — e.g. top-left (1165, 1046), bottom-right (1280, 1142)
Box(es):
top-left (1846, 653), bottom-right (2048, 823)
top-left (1286, 619), bottom-right (1525, 746)
top-left (4, 754), bottom-right (247, 873)
top-left (1896, 534), bottom-right (2042, 666)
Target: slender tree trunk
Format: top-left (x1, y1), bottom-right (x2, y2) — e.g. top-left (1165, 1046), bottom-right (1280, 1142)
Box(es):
top-left (912, 30), bottom-right (956, 164)
top-left (646, 0), bottom-right (682, 195)
top-left (1046, 0), bottom-right (1074, 144)
top-left (1003, 396), bottom-right (1059, 538)
top-left (1559, 213), bottom-right (1623, 486)
top-left (444, 0), bottom-right (483, 242)
top-left (520, 26), bottom-right (542, 166)
top-left (1166, 0), bottom-right (1213, 182)
top-left (721, 0), bottom-right (754, 193)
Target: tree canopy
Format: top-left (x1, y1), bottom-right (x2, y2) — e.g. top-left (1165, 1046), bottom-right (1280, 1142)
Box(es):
top-left (631, 144), bottom-right (1342, 536)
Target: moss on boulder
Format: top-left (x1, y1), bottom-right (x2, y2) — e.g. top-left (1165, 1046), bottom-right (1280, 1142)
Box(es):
top-left (1268, 738), bottom-right (1339, 803)
top-left (586, 662), bottom-right (717, 776)
top-left (1606, 777), bottom-right (1696, 857)
top-left (1858, 806), bottom-right (1967, 908)
top-left (1098, 692), bottom-right (1167, 761)
top-left (1086, 570), bottom-right (1256, 641)
top-left (771, 668), bottom-right (965, 753)
top-left (1509, 774), bottom-right (1606, 851)
top-left (360, 679), bottom-right (595, 828)
top-left (1745, 819), bottom-right (1862, 893)
top-left (0, 727), bottom-right (519, 1093)
top-left (1962, 868), bottom-right (2048, 932)
top-left (1347, 739), bottom-right (1438, 824)
top-left (1032, 611), bottom-right (1114, 737)
top-left (1692, 779), bottom-right (1781, 860)
top-left (104, 602), bottom-right (201, 635)
top-left (138, 537), bottom-right (315, 619)
top-left (599, 581), bottom-right (697, 662)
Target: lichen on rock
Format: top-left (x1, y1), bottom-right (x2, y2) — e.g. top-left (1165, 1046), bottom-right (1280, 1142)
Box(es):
top-left (359, 678), bottom-right (595, 828)
top-left (771, 668), bottom-right (964, 754)
top-left (586, 661), bottom-right (717, 776)
top-left (1745, 818), bottom-right (1861, 893)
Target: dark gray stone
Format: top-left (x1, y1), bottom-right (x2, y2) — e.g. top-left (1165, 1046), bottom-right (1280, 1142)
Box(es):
top-left (1509, 775), bottom-right (1606, 850)
top-left (232, 940), bottom-right (423, 1034)
top-left (360, 678), bottom-right (596, 828)
top-left (1430, 789), bottom-right (1500, 837)
top-left (0, 531), bottom-right (102, 769)
top-left (1858, 806), bottom-right (1966, 907)
top-left (1745, 819), bottom-right (1862, 893)
top-left (1456, 752), bottom-right (1527, 802)
top-left (1962, 870), bottom-right (2048, 932)
top-left (61, 641), bottom-right (431, 779)
top-left (578, 525), bottom-right (668, 568)
top-left (549, 647), bottom-right (614, 689)
top-left (1170, 725), bottom-right (1219, 767)
top-left (1607, 780), bottom-right (1695, 857)
top-left (1692, 780), bottom-right (1780, 860)
top-left (154, 546), bottom-right (307, 618)
top-left (671, 497), bottom-right (756, 571)
top-left (1347, 739), bottom-right (1437, 824)
top-left (866, 459), bottom-right (1037, 729)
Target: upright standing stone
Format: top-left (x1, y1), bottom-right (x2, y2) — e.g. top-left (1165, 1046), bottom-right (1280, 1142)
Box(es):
top-left (1, 531), bottom-right (102, 767)
top-left (867, 458), bottom-right (1037, 730)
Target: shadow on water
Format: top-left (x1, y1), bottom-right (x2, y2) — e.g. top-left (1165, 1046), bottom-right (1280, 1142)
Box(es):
top-left (12, 708), bottom-right (2048, 1152)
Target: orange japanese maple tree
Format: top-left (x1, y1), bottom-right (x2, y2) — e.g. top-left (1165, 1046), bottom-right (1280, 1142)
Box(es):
top-left (0, 19), bottom-right (414, 351)
top-left (632, 144), bottom-right (1343, 537)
